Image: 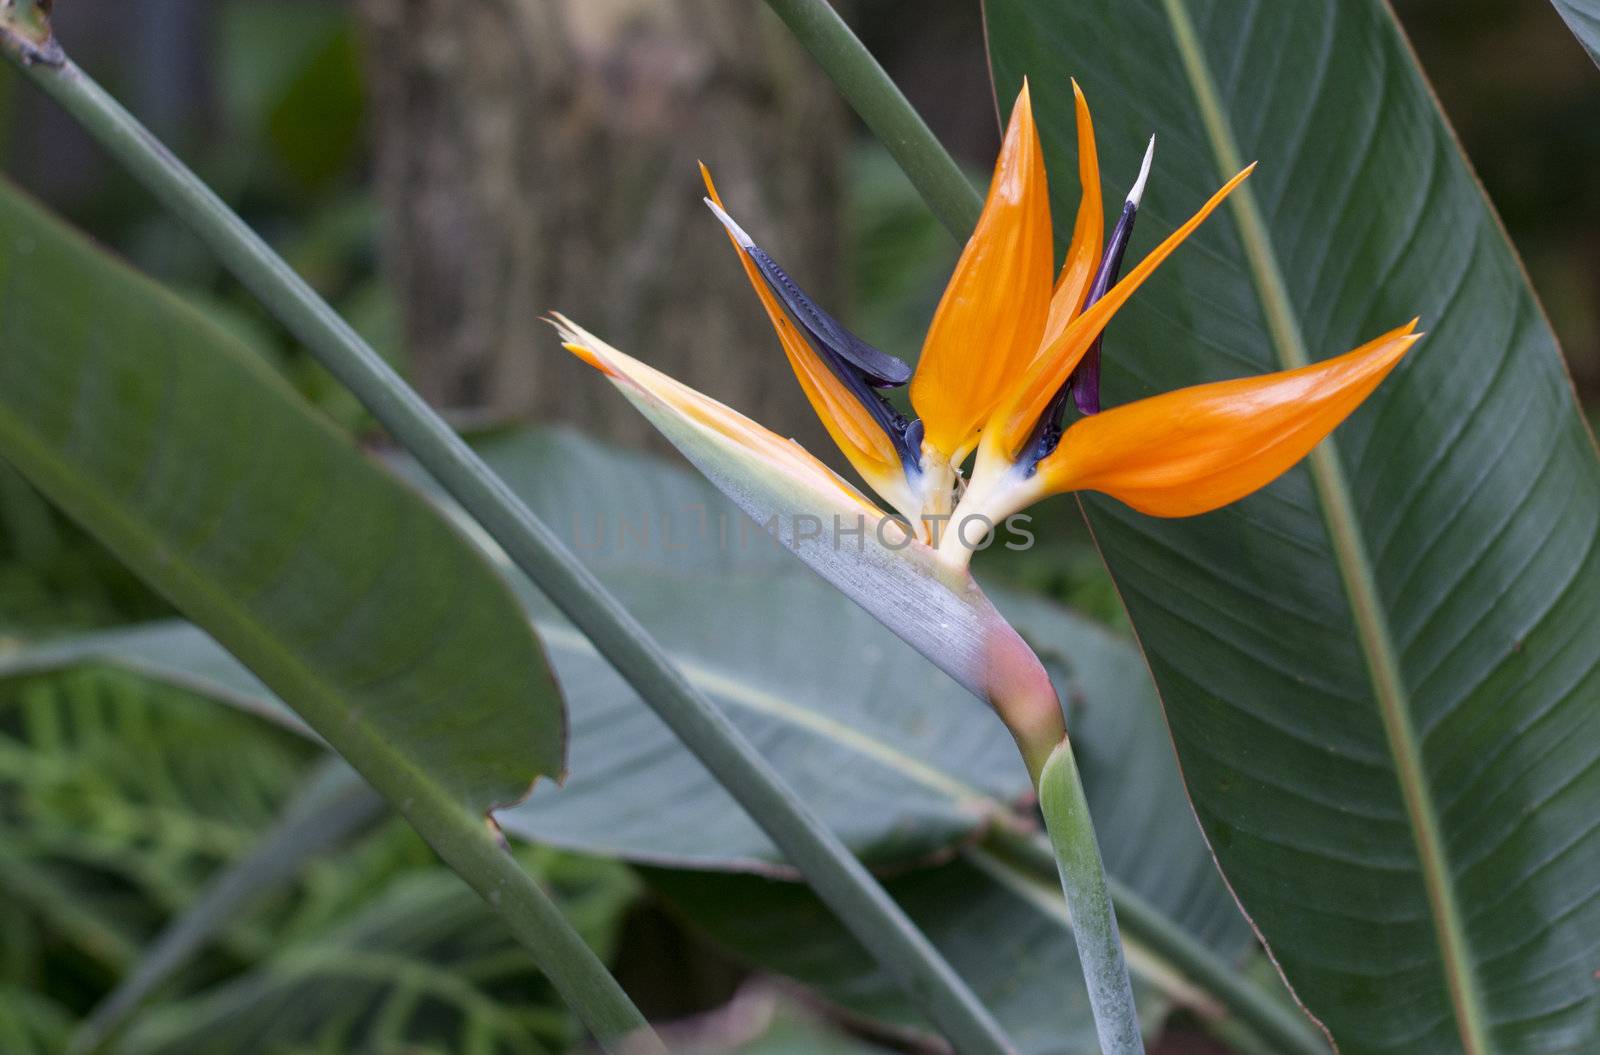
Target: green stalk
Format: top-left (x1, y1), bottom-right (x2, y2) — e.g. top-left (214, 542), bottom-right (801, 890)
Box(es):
top-left (1, 45), bottom-right (1015, 1055)
top-left (757, 9), bottom-right (1334, 1052)
top-left (761, 0), bottom-right (981, 239)
top-left (978, 832), bottom-right (1330, 1055)
top-left (1038, 739), bottom-right (1144, 1054)
top-left (1101, 881), bottom-right (1329, 1055)
top-left (433, 805), bottom-right (661, 1053)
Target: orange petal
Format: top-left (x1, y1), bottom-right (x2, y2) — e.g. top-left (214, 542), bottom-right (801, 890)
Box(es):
top-left (700, 164), bottom-right (904, 490)
top-left (990, 163), bottom-right (1255, 459)
top-left (551, 313), bottom-right (884, 518)
top-left (1034, 322), bottom-right (1419, 516)
top-left (910, 81), bottom-right (1054, 462)
top-left (1035, 80), bottom-right (1103, 360)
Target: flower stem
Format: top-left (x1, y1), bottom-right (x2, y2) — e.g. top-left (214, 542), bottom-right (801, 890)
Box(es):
top-left (1038, 738), bottom-right (1145, 1054)
top-left (978, 829), bottom-right (1331, 1055)
top-left (2, 47), bottom-right (1017, 1055)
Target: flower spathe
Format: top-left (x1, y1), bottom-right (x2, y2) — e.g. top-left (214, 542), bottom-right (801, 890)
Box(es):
top-left (555, 81), bottom-right (1418, 571)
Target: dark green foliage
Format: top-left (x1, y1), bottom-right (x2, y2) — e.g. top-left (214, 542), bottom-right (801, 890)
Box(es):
top-left (0, 667), bottom-right (634, 1055)
top-left (984, 2), bottom-right (1600, 1050)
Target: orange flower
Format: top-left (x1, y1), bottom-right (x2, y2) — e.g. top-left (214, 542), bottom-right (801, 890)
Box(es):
top-left (557, 82), bottom-right (1418, 569)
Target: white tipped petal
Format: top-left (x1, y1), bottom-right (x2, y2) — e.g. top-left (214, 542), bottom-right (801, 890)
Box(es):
top-left (1128, 135), bottom-right (1155, 207)
top-left (703, 197), bottom-right (756, 250)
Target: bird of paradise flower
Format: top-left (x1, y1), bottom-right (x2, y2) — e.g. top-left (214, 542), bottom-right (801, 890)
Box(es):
top-left (553, 80), bottom-right (1416, 572)
top-left (551, 79), bottom-right (1419, 1055)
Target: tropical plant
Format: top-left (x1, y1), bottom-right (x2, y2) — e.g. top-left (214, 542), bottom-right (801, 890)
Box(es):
top-left (0, 0), bottom-right (1596, 1053)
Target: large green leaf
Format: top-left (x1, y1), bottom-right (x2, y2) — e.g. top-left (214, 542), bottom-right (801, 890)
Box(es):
top-left (457, 432), bottom-right (1252, 964)
top-left (983, 3), bottom-right (1600, 1052)
top-left (6, 428), bottom-right (1317, 1050)
top-left (644, 860), bottom-right (1158, 1055)
top-left (6, 609), bottom-right (1253, 1052)
top-left (0, 178), bottom-right (562, 817)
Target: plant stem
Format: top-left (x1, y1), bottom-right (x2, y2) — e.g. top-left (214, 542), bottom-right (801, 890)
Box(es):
top-left (0, 396), bottom-right (658, 1049)
top-left (760, 9), bottom-right (1333, 1052)
top-left (1103, 882), bottom-right (1330, 1055)
top-left (760, 0), bottom-right (981, 240)
top-left (438, 807), bottom-right (663, 1053)
top-left (3, 50), bottom-right (1016, 1055)
top-left (979, 831), bottom-right (1331, 1055)
top-left (1038, 739), bottom-right (1144, 1055)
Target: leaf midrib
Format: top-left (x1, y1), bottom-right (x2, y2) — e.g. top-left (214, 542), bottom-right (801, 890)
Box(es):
top-left (24, 613), bottom-right (1245, 1027)
top-left (536, 620), bottom-right (1001, 812)
top-left (530, 624), bottom-right (1229, 1019)
top-left (0, 408), bottom-right (485, 826)
top-left (1157, 1), bottom-right (1492, 1051)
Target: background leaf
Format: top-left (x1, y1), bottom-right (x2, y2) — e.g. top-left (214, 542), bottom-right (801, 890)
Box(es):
top-left (982, 2), bottom-right (1600, 1051)
top-left (1549, 0), bottom-right (1600, 66)
top-left (5, 610), bottom-right (1244, 1052)
top-left (644, 860), bottom-right (1159, 1055)
top-left (0, 177), bottom-right (563, 815)
top-left (7, 428), bottom-right (1305, 1052)
top-left (118, 846), bottom-right (635, 1055)
top-left (0, 664), bottom-right (630, 1055)
top-left (0, 667), bottom-right (316, 988)
top-left (68, 758), bottom-right (385, 1052)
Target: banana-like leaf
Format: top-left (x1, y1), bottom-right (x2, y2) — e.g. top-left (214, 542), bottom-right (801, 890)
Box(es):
top-left (983, 3), bottom-right (1600, 1052)
top-left (8, 611), bottom-right (1248, 1052)
top-left (0, 179), bottom-right (564, 816)
top-left (455, 433), bottom-right (1246, 970)
top-left (1550, 0), bottom-right (1600, 65)
top-left (645, 860), bottom-right (1171, 1055)
top-left (6, 428), bottom-right (1314, 1051)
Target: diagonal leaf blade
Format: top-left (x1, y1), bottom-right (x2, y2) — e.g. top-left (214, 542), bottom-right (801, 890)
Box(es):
top-left (1549, 0), bottom-right (1600, 66)
top-left (982, 2), bottom-right (1600, 1052)
top-left (0, 182), bottom-right (564, 807)
top-left (0, 180), bottom-right (659, 1047)
top-left (6, 428), bottom-right (1336, 1054)
top-left (2, 48), bottom-right (1015, 1051)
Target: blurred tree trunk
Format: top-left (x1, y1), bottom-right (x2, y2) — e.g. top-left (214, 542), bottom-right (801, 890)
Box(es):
top-left (354, 0), bottom-right (845, 450)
